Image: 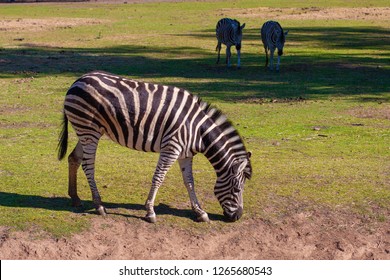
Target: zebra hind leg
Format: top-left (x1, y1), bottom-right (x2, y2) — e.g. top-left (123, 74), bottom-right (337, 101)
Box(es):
top-left (80, 139), bottom-right (106, 216)
top-left (144, 151), bottom-right (178, 223)
top-left (178, 158), bottom-right (209, 222)
top-left (68, 141), bottom-right (83, 208)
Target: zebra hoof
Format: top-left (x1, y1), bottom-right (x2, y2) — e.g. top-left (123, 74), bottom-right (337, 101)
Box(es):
top-left (96, 205), bottom-right (107, 216)
top-left (196, 213), bottom-right (210, 223)
top-left (145, 214), bottom-right (157, 223)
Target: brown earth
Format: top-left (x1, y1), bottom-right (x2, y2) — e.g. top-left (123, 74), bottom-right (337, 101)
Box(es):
top-left (0, 207), bottom-right (389, 260)
top-left (219, 7), bottom-right (390, 21)
top-left (0, 18), bottom-right (109, 32)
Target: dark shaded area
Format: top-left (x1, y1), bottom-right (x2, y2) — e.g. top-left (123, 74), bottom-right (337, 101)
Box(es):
top-left (0, 192), bottom-right (225, 221)
top-left (194, 26), bottom-right (390, 51)
top-left (1, 26), bottom-right (389, 102)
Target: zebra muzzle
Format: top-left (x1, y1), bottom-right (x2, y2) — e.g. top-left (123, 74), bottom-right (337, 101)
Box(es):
top-left (223, 206), bottom-right (243, 222)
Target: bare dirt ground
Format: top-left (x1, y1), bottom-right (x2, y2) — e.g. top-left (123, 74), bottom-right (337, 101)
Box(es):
top-left (219, 7), bottom-right (390, 21)
top-left (1, 207), bottom-right (389, 260)
top-left (0, 18), bottom-right (108, 32)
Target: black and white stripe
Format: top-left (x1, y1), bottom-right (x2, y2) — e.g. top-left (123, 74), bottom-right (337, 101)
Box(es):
top-left (216, 18), bottom-right (246, 68)
top-left (58, 71), bottom-right (252, 222)
top-left (260, 20), bottom-right (288, 71)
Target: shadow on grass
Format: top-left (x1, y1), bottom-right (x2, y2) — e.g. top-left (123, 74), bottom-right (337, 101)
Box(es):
top-left (0, 191), bottom-right (225, 222)
top-left (191, 26), bottom-right (390, 50)
top-left (0, 26), bottom-right (389, 102)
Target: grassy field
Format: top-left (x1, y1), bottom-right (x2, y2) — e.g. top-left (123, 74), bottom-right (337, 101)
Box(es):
top-left (0, 0), bottom-right (389, 237)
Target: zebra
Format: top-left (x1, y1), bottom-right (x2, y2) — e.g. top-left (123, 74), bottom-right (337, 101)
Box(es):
top-left (57, 71), bottom-right (252, 223)
top-left (216, 18), bottom-right (246, 68)
top-left (260, 20), bottom-right (288, 71)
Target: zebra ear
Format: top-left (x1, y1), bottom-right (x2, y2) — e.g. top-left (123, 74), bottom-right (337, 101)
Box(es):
top-left (247, 151), bottom-right (252, 159)
top-left (232, 158), bottom-right (248, 175)
top-left (284, 30), bottom-right (289, 36)
top-left (241, 23), bottom-right (246, 30)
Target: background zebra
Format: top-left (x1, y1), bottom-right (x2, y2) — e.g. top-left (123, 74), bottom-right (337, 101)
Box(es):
top-left (58, 71), bottom-right (252, 223)
top-left (261, 20), bottom-right (288, 71)
top-left (216, 18), bottom-right (246, 68)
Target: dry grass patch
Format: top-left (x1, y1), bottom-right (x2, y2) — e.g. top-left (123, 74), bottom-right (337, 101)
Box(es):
top-left (219, 7), bottom-right (390, 21)
top-left (346, 105), bottom-right (390, 120)
top-left (0, 18), bottom-right (110, 32)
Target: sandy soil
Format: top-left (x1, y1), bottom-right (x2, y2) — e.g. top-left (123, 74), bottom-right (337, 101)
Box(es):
top-left (0, 207), bottom-right (389, 260)
top-left (220, 7), bottom-right (390, 21)
top-left (0, 18), bottom-right (109, 32)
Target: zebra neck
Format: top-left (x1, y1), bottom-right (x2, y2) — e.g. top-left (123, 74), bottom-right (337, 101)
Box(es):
top-left (200, 120), bottom-right (246, 176)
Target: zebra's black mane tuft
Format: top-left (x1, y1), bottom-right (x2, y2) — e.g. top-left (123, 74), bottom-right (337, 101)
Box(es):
top-left (275, 21), bottom-right (285, 41)
top-left (198, 98), bottom-right (243, 145)
top-left (198, 98), bottom-right (225, 124)
top-left (233, 19), bottom-right (242, 34)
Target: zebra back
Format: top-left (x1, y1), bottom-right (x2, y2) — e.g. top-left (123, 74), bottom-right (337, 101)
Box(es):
top-left (63, 72), bottom-right (251, 173)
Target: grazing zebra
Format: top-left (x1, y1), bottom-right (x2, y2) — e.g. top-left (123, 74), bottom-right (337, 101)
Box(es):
top-left (260, 21), bottom-right (288, 71)
top-left (216, 18), bottom-right (246, 68)
top-left (58, 71), bottom-right (252, 223)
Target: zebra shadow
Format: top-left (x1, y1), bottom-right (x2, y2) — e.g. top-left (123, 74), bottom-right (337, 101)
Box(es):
top-left (97, 203), bottom-right (225, 222)
top-left (0, 191), bottom-right (225, 222)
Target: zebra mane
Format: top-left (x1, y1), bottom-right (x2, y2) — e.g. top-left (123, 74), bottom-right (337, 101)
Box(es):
top-left (233, 19), bottom-right (242, 34)
top-left (275, 21), bottom-right (285, 40)
top-left (198, 99), bottom-right (244, 147)
top-left (199, 99), bottom-right (227, 125)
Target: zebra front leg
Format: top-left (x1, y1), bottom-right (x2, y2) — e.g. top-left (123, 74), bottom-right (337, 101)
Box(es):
top-left (236, 44), bottom-right (241, 69)
top-left (178, 158), bottom-right (209, 222)
top-left (68, 141), bottom-right (83, 207)
top-left (269, 49), bottom-right (275, 71)
top-left (264, 47), bottom-right (269, 69)
top-left (276, 54), bottom-right (281, 72)
top-left (226, 46), bottom-right (232, 67)
top-left (144, 151), bottom-right (177, 223)
top-left (81, 139), bottom-right (106, 216)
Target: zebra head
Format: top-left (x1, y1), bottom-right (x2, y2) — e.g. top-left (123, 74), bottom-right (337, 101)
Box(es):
top-left (214, 152), bottom-right (252, 222)
top-left (276, 29), bottom-right (289, 56)
top-left (233, 20), bottom-right (246, 50)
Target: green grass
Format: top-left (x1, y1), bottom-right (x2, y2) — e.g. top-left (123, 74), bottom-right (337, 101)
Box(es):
top-left (0, 0), bottom-right (389, 237)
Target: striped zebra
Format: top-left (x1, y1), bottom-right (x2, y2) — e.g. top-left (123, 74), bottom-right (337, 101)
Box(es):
top-left (260, 21), bottom-right (288, 71)
top-left (57, 71), bottom-right (252, 223)
top-left (216, 18), bottom-right (246, 68)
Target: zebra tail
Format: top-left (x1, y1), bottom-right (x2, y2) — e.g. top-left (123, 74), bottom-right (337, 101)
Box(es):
top-left (216, 42), bottom-right (221, 52)
top-left (57, 112), bottom-right (68, 161)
